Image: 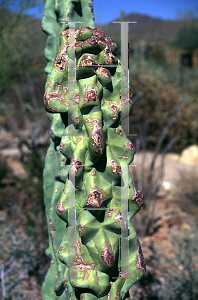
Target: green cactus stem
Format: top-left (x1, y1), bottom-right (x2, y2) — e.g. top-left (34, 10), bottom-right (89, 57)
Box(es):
top-left (42, 1), bottom-right (145, 299)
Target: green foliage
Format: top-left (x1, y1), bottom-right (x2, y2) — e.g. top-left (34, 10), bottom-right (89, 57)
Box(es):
top-left (126, 55), bottom-right (198, 153)
top-left (129, 73), bottom-right (183, 151)
top-left (144, 45), bottom-right (167, 65)
top-left (42, 0), bottom-right (145, 299)
top-left (173, 8), bottom-right (198, 51)
top-left (0, 7), bottom-right (46, 97)
top-left (174, 22), bottom-right (198, 51)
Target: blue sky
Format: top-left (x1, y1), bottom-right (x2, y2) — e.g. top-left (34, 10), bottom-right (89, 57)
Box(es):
top-left (93, 0), bottom-right (198, 24)
top-left (11, 0), bottom-right (198, 24)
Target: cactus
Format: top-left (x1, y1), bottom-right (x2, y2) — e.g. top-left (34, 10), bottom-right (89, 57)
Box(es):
top-left (42, 0), bottom-right (146, 299)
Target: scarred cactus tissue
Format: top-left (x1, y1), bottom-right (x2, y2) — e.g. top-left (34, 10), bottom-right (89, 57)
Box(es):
top-left (42, 0), bottom-right (145, 299)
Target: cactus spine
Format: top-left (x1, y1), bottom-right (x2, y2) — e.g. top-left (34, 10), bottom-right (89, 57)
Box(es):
top-left (42, 0), bottom-right (145, 299)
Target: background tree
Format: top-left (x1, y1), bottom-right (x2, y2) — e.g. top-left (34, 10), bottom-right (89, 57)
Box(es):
top-left (173, 7), bottom-right (198, 69)
top-left (0, 0), bottom-right (45, 97)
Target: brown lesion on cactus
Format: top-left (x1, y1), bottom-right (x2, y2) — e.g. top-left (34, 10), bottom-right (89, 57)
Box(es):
top-left (87, 187), bottom-right (104, 207)
top-left (79, 224), bottom-right (84, 237)
top-left (79, 55), bottom-right (95, 66)
top-left (70, 158), bottom-right (83, 175)
top-left (74, 238), bottom-right (83, 261)
top-left (49, 219), bottom-right (55, 245)
top-left (83, 87), bottom-right (97, 104)
top-left (96, 271), bottom-right (100, 282)
top-left (74, 117), bottom-right (80, 124)
top-left (82, 272), bottom-right (89, 281)
top-left (97, 67), bottom-right (111, 79)
top-left (93, 28), bottom-right (105, 38)
top-left (101, 99), bottom-right (105, 106)
top-left (104, 46), bottom-right (115, 64)
top-left (70, 238), bottom-right (95, 272)
top-left (118, 155), bottom-right (129, 159)
top-left (100, 35), bottom-right (109, 47)
top-left (114, 127), bottom-right (123, 135)
top-left (91, 170), bottom-right (96, 176)
top-left (75, 41), bottom-right (84, 50)
top-left (60, 142), bottom-right (64, 152)
top-left (44, 84), bottom-right (69, 113)
top-left (49, 218), bottom-right (56, 232)
top-left (109, 101), bottom-right (120, 121)
top-left (114, 212), bottom-right (127, 227)
top-left (105, 36), bottom-right (117, 50)
top-left (86, 35), bottom-right (99, 48)
top-left (101, 242), bottom-right (115, 268)
top-left (62, 86), bottom-right (68, 94)
top-left (110, 115), bottom-right (117, 121)
top-left (131, 187), bottom-right (144, 208)
top-left (106, 208), bottom-right (115, 217)
top-left (72, 93), bottom-right (80, 104)
top-left (56, 201), bottom-right (65, 213)
top-left (60, 29), bottom-right (69, 39)
top-left (119, 269), bottom-right (129, 279)
top-left (44, 91), bottom-right (57, 112)
top-left (54, 45), bottom-right (68, 71)
top-left (136, 239), bottom-right (146, 274)
top-left (92, 130), bottom-right (102, 153)
top-left (127, 140), bottom-right (135, 152)
top-left (47, 81), bottom-right (52, 89)
top-left (85, 118), bottom-right (103, 153)
top-left (109, 159), bottom-right (122, 176)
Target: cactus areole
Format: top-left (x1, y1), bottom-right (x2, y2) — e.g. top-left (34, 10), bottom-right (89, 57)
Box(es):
top-left (42, 0), bottom-right (145, 299)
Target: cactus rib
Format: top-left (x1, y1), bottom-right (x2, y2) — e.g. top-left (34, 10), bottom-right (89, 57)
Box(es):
top-left (42, 1), bottom-right (145, 299)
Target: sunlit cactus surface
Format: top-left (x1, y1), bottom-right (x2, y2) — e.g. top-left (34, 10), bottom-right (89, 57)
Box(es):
top-left (42, 0), bottom-right (145, 299)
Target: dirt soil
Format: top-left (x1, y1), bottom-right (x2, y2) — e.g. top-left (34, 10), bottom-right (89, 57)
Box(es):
top-left (129, 151), bottom-right (198, 299)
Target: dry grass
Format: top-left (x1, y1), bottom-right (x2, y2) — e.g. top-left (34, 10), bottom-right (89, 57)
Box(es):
top-left (130, 152), bottom-right (165, 237)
